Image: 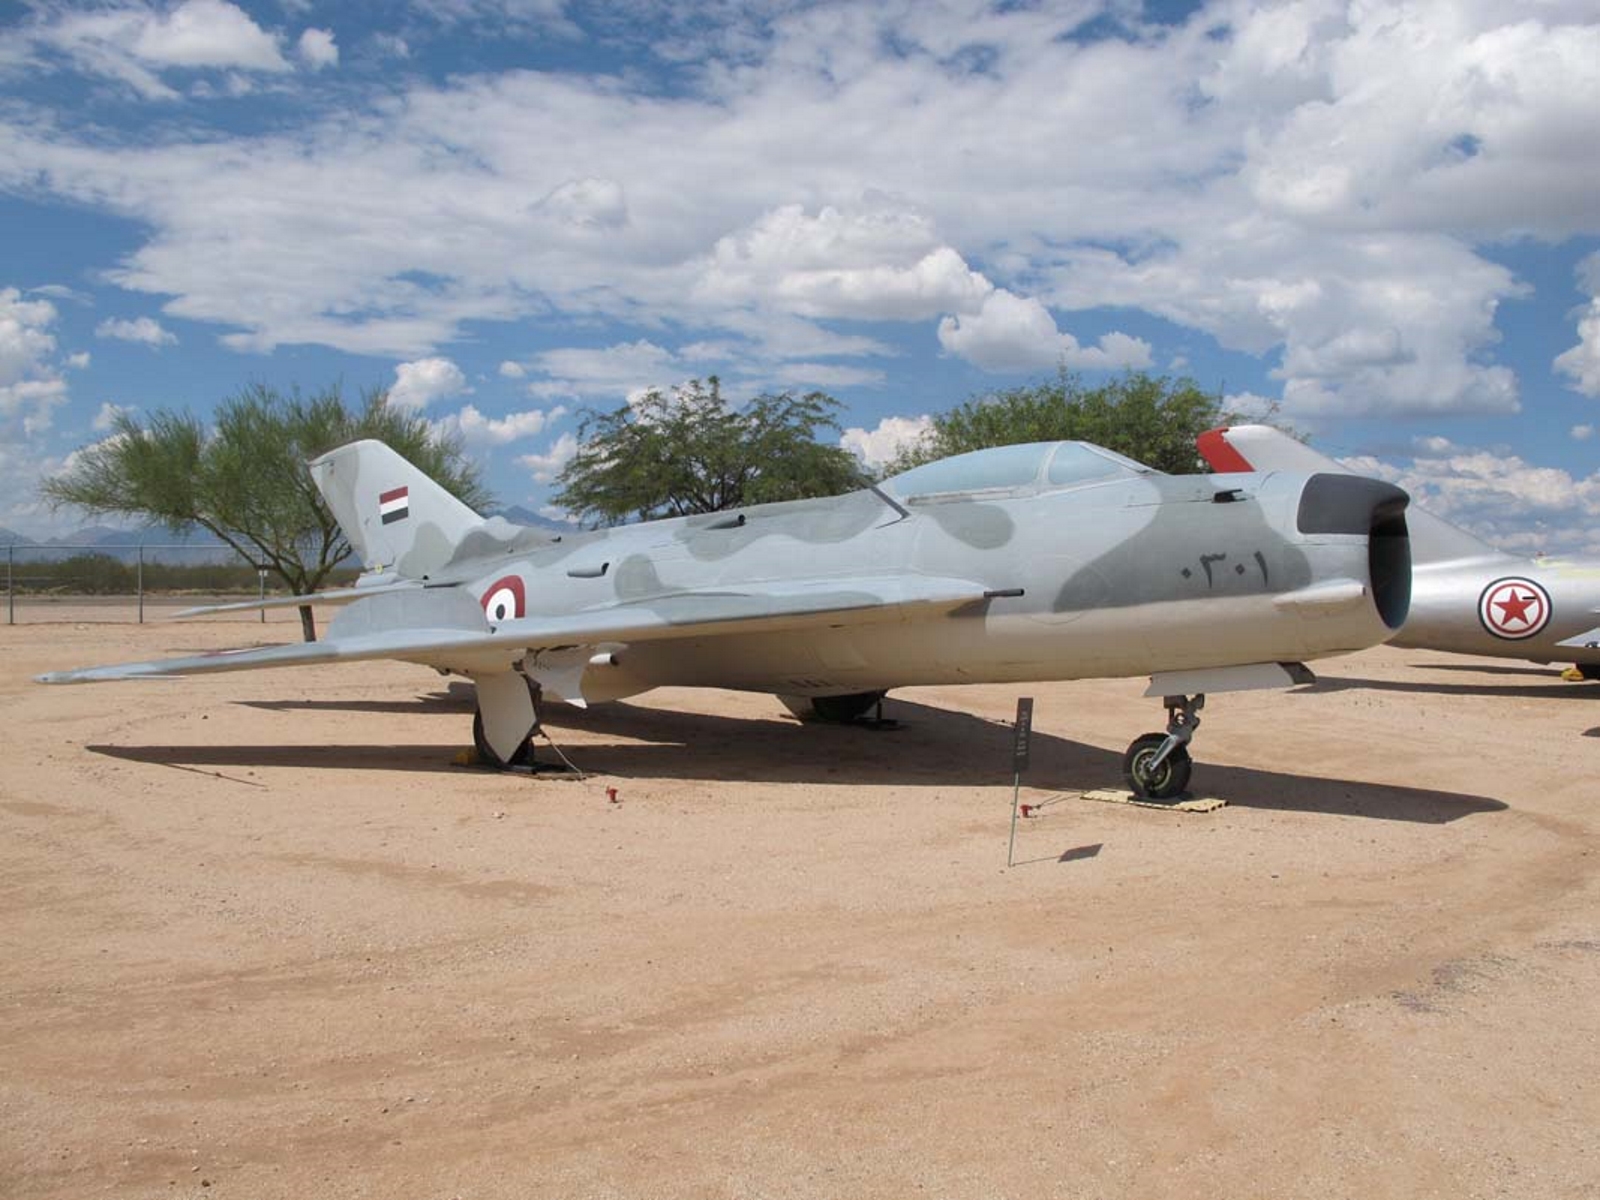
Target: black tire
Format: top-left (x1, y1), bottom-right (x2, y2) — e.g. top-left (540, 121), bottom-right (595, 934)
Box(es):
top-left (778, 690), bottom-right (887, 723)
top-left (473, 708), bottom-right (531, 769)
top-left (1122, 732), bottom-right (1192, 800)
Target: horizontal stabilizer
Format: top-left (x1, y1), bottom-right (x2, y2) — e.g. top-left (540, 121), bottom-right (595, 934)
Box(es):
top-left (1557, 627), bottom-right (1600, 650)
top-left (175, 578), bottom-right (423, 618)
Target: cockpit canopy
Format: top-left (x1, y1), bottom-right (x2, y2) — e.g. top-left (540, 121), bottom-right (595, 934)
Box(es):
top-left (881, 440), bottom-right (1155, 501)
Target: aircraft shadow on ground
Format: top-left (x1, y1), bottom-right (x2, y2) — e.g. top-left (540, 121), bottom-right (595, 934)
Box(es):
top-left (237, 682), bottom-right (478, 715)
top-left (87, 696), bottom-right (1504, 825)
top-left (1311, 674), bottom-right (1600, 701)
top-left (1417, 662), bottom-right (1567, 679)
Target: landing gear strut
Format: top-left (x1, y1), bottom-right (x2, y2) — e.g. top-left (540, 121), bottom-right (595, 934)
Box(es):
top-left (472, 708), bottom-right (533, 768)
top-left (1122, 693), bottom-right (1204, 800)
top-left (471, 674), bottom-right (541, 770)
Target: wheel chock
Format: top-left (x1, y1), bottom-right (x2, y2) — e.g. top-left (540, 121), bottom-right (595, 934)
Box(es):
top-left (1081, 787), bottom-right (1226, 813)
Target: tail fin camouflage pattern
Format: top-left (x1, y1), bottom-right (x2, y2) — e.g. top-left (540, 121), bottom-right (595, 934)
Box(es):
top-left (308, 439), bottom-right (485, 578)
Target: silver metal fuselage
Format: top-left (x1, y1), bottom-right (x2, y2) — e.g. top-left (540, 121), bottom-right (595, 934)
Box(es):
top-left (1197, 424), bottom-right (1600, 673)
top-left (448, 467), bottom-right (1408, 704)
top-left (1397, 546), bottom-right (1600, 665)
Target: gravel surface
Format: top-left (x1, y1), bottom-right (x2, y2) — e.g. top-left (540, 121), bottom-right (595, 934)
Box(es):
top-left (3, 613), bottom-right (1597, 1199)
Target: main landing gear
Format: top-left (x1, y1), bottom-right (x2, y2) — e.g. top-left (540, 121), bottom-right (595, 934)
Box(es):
top-left (472, 706), bottom-right (533, 768)
top-left (1122, 694), bottom-right (1203, 800)
top-left (471, 674), bottom-right (542, 769)
top-left (779, 690), bottom-right (888, 723)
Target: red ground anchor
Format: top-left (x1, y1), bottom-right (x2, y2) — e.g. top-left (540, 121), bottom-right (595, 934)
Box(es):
top-left (606, 786), bottom-right (620, 804)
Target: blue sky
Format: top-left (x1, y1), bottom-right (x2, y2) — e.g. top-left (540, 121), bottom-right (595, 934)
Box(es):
top-left (3, 0), bottom-right (1599, 552)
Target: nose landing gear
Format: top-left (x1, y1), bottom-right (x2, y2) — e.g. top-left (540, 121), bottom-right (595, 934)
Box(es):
top-left (1122, 693), bottom-right (1204, 800)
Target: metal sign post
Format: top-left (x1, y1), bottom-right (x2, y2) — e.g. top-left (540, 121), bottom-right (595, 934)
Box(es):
top-left (1007, 697), bottom-right (1033, 867)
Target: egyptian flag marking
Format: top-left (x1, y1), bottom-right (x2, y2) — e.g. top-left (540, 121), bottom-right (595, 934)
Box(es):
top-left (379, 486), bottom-right (410, 525)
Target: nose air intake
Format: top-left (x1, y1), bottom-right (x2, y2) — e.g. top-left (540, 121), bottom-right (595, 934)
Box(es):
top-left (1297, 473), bottom-right (1412, 631)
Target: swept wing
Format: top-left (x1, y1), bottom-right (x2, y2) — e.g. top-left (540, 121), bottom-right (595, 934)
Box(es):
top-left (38, 573), bottom-right (990, 684)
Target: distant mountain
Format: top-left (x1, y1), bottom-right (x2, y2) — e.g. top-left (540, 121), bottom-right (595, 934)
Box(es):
top-left (69, 523), bottom-right (226, 549)
top-left (60, 525), bottom-right (153, 547)
top-left (489, 505), bottom-right (577, 533)
top-left (0, 522), bottom-right (240, 565)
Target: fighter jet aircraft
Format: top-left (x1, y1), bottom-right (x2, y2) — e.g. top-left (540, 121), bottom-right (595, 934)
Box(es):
top-left (1199, 424), bottom-right (1600, 678)
top-left (39, 436), bottom-right (1412, 799)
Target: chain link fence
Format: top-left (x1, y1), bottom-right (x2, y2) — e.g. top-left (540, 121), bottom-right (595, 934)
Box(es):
top-left (2, 543), bottom-right (358, 624)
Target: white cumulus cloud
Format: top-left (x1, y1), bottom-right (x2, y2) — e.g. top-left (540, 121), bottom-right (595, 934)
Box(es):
top-left (1555, 252), bottom-right (1600, 398)
top-left (1, 287), bottom-right (69, 438)
top-left (1, 1), bottom-right (1596, 415)
top-left (0, 287), bottom-right (72, 525)
top-left (938, 290), bottom-right (1152, 373)
top-left (430, 403), bottom-right (566, 447)
top-left (698, 203), bottom-right (992, 321)
top-left (95, 316), bottom-right (176, 347)
top-left (1342, 440), bottom-right (1600, 557)
top-left (296, 28), bottom-right (338, 70)
top-left (132, 0), bottom-right (288, 70)
top-left (526, 341), bottom-right (680, 400)
top-left (840, 415), bottom-right (933, 469)
top-left (92, 401), bottom-right (132, 431)
top-left (389, 357), bottom-right (469, 410)
top-left (5, 0), bottom-right (351, 100)
top-left (534, 178), bottom-right (628, 232)
top-left (517, 432), bottom-right (579, 484)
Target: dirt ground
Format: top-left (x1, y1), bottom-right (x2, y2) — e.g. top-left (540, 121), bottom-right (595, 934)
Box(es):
top-left (3, 610), bottom-right (1597, 1200)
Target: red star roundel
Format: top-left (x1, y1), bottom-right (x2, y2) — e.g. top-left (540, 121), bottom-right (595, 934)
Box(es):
top-left (1477, 576), bottom-right (1552, 640)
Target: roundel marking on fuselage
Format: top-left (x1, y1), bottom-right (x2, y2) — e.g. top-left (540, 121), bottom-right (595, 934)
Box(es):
top-left (481, 575), bottom-right (527, 623)
top-left (1477, 576), bottom-right (1551, 641)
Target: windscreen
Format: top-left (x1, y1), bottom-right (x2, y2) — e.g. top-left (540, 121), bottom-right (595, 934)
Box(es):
top-left (884, 441), bottom-right (1147, 499)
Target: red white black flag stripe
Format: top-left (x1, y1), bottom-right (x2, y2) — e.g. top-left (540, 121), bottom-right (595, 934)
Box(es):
top-left (379, 486), bottom-right (410, 525)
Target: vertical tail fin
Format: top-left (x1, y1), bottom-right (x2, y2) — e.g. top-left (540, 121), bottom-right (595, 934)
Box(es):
top-left (1198, 425), bottom-right (1507, 569)
top-left (1198, 425), bottom-right (1341, 476)
top-left (309, 439), bottom-right (483, 578)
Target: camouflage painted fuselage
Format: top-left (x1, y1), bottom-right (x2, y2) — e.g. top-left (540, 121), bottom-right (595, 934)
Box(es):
top-left (1198, 424), bottom-right (1600, 671)
top-left (40, 438), bottom-right (1412, 771)
top-left (396, 463), bottom-right (1408, 705)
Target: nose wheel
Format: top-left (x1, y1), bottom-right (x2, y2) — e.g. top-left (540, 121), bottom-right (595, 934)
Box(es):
top-left (1122, 694), bottom-right (1203, 800)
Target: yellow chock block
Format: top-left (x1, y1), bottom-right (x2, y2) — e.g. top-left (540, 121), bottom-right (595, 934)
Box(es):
top-left (1081, 788), bottom-right (1226, 813)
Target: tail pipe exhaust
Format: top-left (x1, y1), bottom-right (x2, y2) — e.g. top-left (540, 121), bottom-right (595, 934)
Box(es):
top-left (1297, 473), bottom-right (1412, 631)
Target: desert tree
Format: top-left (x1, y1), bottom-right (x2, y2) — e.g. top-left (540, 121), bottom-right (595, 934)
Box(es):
top-left (42, 383), bottom-right (489, 641)
top-left (882, 371), bottom-right (1245, 477)
top-left (552, 377), bottom-right (870, 525)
